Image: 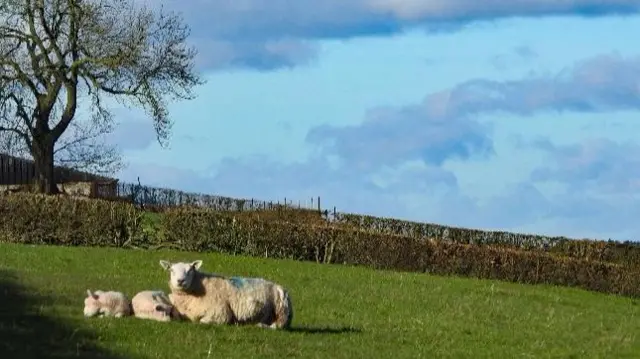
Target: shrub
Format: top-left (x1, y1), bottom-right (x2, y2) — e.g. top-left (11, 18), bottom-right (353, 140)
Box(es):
top-left (223, 207), bottom-right (327, 225)
top-left (162, 208), bottom-right (640, 298)
top-left (3, 194), bottom-right (638, 298)
top-left (0, 193), bottom-right (147, 247)
top-left (333, 213), bottom-right (640, 267)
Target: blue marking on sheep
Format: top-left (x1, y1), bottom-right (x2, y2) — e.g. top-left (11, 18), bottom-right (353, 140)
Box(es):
top-left (229, 277), bottom-right (247, 289)
top-left (229, 277), bottom-right (263, 290)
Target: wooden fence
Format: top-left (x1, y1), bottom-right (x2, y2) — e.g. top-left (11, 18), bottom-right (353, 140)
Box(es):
top-left (0, 152), bottom-right (327, 214)
top-left (0, 153), bottom-right (114, 185)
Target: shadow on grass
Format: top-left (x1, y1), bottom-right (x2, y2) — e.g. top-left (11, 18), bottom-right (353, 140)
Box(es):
top-left (0, 269), bottom-right (129, 358)
top-left (287, 325), bottom-right (362, 335)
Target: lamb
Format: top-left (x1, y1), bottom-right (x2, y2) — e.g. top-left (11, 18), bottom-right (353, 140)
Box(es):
top-left (131, 290), bottom-right (182, 322)
top-left (159, 259), bottom-right (293, 329)
top-left (83, 289), bottom-right (131, 318)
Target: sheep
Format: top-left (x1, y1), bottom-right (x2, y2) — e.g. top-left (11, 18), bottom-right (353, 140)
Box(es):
top-left (131, 290), bottom-right (182, 322)
top-left (83, 289), bottom-right (131, 318)
top-left (159, 259), bottom-right (293, 329)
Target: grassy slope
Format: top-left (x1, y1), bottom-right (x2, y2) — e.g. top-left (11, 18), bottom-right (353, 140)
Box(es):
top-left (1, 243), bottom-right (639, 359)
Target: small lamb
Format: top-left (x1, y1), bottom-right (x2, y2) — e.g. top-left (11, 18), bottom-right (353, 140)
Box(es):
top-left (159, 259), bottom-right (293, 329)
top-left (83, 289), bottom-right (131, 318)
top-left (131, 290), bottom-right (182, 322)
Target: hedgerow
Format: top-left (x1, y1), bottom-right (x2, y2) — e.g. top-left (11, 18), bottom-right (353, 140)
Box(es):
top-left (0, 193), bottom-right (147, 247)
top-left (2, 193), bottom-right (639, 298)
top-left (161, 208), bottom-right (640, 298)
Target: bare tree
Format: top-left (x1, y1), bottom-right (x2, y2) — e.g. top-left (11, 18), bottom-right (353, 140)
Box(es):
top-left (53, 116), bottom-right (124, 176)
top-left (0, 113), bottom-right (125, 177)
top-left (0, 0), bottom-right (202, 193)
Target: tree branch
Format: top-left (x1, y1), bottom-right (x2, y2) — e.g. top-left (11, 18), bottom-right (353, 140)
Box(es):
top-left (0, 25), bottom-right (49, 90)
top-left (0, 59), bottom-right (40, 96)
top-left (51, 79), bottom-right (77, 140)
top-left (34, 0), bottom-right (65, 64)
top-left (25, 0), bottom-right (56, 72)
top-left (6, 92), bottom-right (33, 129)
top-left (0, 125), bottom-right (30, 146)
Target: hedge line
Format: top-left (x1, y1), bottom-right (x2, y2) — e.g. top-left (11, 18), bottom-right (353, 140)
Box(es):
top-left (0, 193), bottom-right (323, 248)
top-left (333, 213), bottom-right (640, 267)
top-left (162, 208), bottom-right (640, 298)
top-left (2, 193), bottom-right (639, 298)
top-left (0, 193), bottom-right (149, 247)
top-left (219, 207), bottom-right (327, 225)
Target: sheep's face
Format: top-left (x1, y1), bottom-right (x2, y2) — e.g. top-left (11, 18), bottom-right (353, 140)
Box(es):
top-left (159, 260), bottom-right (203, 292)
top-left (153, 303), bottom-right (175, 322)
top-left (83, 290), bottom-right (103, 317)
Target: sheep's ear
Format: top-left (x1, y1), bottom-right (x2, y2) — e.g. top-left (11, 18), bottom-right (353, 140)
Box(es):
top-left (159, 260), bottom-right (171, 270)
top-left (191, 260), bottom-right (203, 270)
top-left (87, 289), bottom-right (97, 299)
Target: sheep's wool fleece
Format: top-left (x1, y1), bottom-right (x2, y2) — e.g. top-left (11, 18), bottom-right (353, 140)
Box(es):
top-left (85, 290), bottom-right (131, 317)
top-left (131, 290), bottom-right (176, 322)
top-left (169, 272), bottom-right (282, 326)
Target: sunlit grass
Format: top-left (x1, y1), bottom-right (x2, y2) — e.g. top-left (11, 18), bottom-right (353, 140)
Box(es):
top-left (1, 243), bottom-right (639, 358)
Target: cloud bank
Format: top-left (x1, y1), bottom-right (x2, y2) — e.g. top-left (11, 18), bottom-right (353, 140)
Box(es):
top-left (308, 53), bottom-right (640, 173)
top-left (141, 0), bottom-right (640, 70)
top-left (531, 138), bottom-right (640, 195)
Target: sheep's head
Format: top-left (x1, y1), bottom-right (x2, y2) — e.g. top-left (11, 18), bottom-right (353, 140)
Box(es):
top-left (159, 260), bottom-right (203, 292)
top-left (83, 289), bottom-right (103, 317)
top-left (149, 292), bottom-right (181, 321)
top-left (152, 303), bottom-right (176, 322)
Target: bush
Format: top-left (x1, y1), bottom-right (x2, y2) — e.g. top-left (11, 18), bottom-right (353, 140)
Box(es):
top-left (162, 208), bottom-right (640, 298)
top-left (0, 193), bottom-right (147, 247)
top-left (333, 213), bottom-right (640, 267)
top-left (3, 194), bottom-right (638, 298)
top-left (546, 239), bottom-right (640, 267)
top-left (224, 207), bottom-right (327, 225)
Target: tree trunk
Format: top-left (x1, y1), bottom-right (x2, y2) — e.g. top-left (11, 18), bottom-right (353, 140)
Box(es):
top-left (31, 135), bottom-right (58, 194)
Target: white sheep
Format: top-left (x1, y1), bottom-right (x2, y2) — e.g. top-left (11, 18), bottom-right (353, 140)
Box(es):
top-left (131, 290), bottom-right (182, 322)
top-left (83, 289), bottom-right (131, 318)
top-left (159, 259), bottom-right (293, 329)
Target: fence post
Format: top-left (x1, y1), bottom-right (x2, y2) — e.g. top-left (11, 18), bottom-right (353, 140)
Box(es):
top-left (11, 158), bottom-right (16, 184)
top-left (317, 196), bottom-right (321, 213)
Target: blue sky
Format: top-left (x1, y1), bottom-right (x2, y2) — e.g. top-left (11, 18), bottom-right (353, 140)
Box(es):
top-left (98, 1), bottom-right (640, 242)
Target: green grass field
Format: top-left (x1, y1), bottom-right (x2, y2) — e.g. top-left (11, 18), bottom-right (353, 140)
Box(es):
top-left (1, 243), bottom-right (639, 359)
